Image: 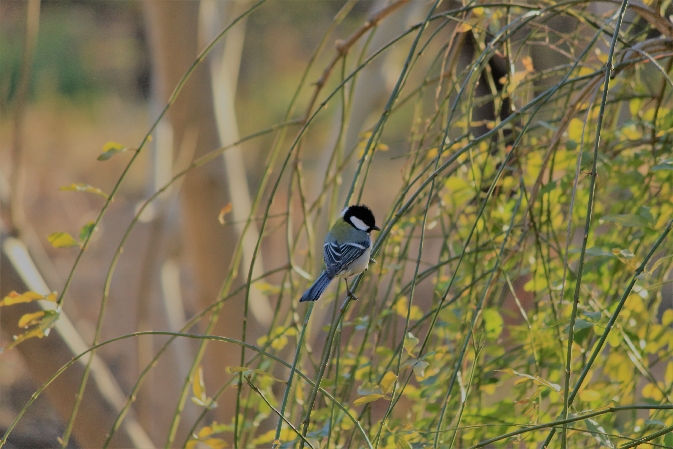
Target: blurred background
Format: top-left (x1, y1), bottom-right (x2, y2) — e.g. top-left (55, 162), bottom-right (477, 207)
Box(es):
top-left (1, 1), bottom-right (418, 446)
top-left (3, 0), bottom-right (673, 448)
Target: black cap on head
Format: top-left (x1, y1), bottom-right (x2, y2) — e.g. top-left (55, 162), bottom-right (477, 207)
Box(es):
top-left (343, 204), bottom-right (380, 232)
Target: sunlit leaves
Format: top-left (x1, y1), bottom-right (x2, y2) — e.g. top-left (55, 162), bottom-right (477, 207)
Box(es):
top-left (59, 183), bottom-right (108, 199)
top-left (0, 290), bottom-right (56, 306)
top-left (191, 366), bottom-right (217, 409)
top-left (186, 421), bottom-right (230, 449)
top-left (97, 141), bottom-right (132, 161)
top-left (482, 308), bottom-right (503, 340)
top-left (2, 306), bottom-right (61, 352)
top-left (47, 232), bottom-right (80, 248)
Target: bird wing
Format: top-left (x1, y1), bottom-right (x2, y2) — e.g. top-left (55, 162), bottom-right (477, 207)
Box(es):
top-left (324, 241), bottom-right (369, 278)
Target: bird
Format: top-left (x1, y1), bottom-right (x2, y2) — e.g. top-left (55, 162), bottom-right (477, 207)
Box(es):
top-left (300, 204), bottom-right (380, 302)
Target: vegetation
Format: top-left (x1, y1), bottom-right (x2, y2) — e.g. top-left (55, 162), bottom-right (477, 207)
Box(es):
top-left (3, 0), bottom-right (673, 448)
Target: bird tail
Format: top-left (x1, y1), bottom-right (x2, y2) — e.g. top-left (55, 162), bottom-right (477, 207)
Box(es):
top-left (300, 271), bottom-right (333, 302)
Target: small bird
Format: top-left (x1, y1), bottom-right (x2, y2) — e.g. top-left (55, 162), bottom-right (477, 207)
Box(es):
top-left (300, 204), bottom-right (380, 302)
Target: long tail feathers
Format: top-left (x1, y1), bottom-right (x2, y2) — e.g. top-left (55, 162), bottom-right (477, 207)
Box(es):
top-left (300, 272), bottom-right (333, 302)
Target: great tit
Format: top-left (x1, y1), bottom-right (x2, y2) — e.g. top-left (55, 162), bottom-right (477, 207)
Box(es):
top-left (300, 204), bottom-right (380, 302)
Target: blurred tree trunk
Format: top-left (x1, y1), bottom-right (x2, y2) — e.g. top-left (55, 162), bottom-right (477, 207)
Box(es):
top-left (143, 0), bottom-right (270, 440)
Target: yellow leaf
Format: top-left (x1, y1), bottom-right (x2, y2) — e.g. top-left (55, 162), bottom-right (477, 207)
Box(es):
top-left (198, 426), bottom-right (214, 438)
top-left (202, 437), bottom-right (227, 449)
top-left (522, 56), bottom-right (534, 73)
top-left (218, 203), bottom-right (233, 225)
top-left (18, 311), bottom-right (45, 328)
top-left (59, 183), bottom-right (109, 199)
top-left (47, 232), bottom-right (80, 249)
top-left (665, 362), bottom-right (673, 385)
top-left (192, 366), bottom-right (206, 402)
top-left (568, 118), bottom-right (585, 142)
top-left (662, 309), bottom-right (673, 326)
top-left (0, 291), bottom-right (45, 306)
top-left (353, 393), bottom-right (386, 405)
top-left (45, 292), bottom-right (58, 302)
top-left (380, 371), bottom-right (398, 395)
top-left (98, 142), bottom-right (129, 161)
top-left (455, 22), bottom-right (472, 32)
top-left (579, 389), bottom-right (601, 401)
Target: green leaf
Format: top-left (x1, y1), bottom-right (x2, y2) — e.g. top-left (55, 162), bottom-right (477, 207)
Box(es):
top-left (394, 436), bottom-right (412, 449)
top-left (79, 221), bottom-right (96, 243)
top-left (59, 183), bottom-right (109, 199)
top-left (47, 232), bottom-right (80, 249)
top-left (638, 206), bottom-right (656, 225)
top-left (600, 214), bottom-right (650, 228)
top-left (412, 360), bottom-right (429, 379)
top-left (664, 432), bottom-right (673, 447)
top-left (584, 247), bottom-right (614, 257)
top-left (583, 311), bottom-right (602, 321)
top-left (97, 141), bottom-right (129, 161)
top-left (651, 163), bottom-right (673, 171)
top-left (584, 418), bottom-right (614, 448)
top-left (357, 382), bottom-right (382, 396)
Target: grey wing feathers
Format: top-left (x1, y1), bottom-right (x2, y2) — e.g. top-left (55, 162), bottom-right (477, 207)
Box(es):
top-left (324, 241), bottom-right (369, 277)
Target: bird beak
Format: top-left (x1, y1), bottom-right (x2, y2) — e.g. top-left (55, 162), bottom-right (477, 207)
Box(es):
top-left (371, 225), bottom-right (380, 231)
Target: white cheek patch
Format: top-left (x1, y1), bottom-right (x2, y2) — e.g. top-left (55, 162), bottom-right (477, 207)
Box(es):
top-left (350, 216), bottom-right (369, 231)
top-left (341, 207), bottom-right (348, 217)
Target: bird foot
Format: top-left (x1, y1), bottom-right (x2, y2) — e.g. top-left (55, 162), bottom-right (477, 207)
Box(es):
top-left (346, 288), bottom-right (359, 301)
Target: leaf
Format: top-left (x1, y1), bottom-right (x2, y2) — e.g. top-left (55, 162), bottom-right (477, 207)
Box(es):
top-left (201, 438), bottom-right (227, 449)
top-left (380, 371), bottom-right (398, 395)
top-left (18, 311), bottom-right (45, 328)
top-left (218, 203), bottom-right (233, 225)
top-left (47, 232), bottom-right (80, 249)
top-left (0, 291), bottom-right (45, 306)
top-left (498, 368), bottom-right (561, 392)
top-left (584, 247), bottom-right (614, 257)
top-left (584, 418), bottom-right (614, 448)
top-left (651, 163), bottom-right (673, 171)
top-left (522, 55), bottom-right (534, 72)
top-left (192, 366), bottom-right (206, 402)
top-left (59, 183), bottom-right (109, 199)
top-left (228, 366), bottom-right (252, 375)
top-left (394, 436), bottom-right (412, 449)
top-left (482, 308), bottom-right (504, 339)
top-left (353, 394), bottom-right (386, 405)
top-left (600, 214), bottom-right (651, 228)
top-left (5, 308), bottom-right (60, 351)
top-left (79, 221), bottom-right (97, 243)
top-left (579, 389), bottom-right (600, 401)
top-left (663, 309), bottom-right (673, 326)
top-left (664, 432), bottom-right (673, 447)
top-left (638, 206), bottom-right (656, 225)
top-left (357, 382), bottom-right (382, 396)
top-left (407, 360), bottom-right (429, 379)
top-left (98, 141), bottom-right (129, 161)
top-left (403, 332), bottom-right (419, 355)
